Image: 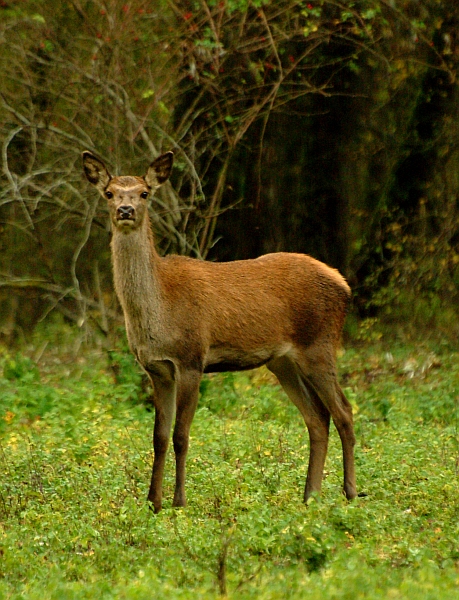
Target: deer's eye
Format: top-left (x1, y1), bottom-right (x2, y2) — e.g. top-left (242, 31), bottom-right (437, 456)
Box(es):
top-left (141, 191), bottom-right (149, 199)
top-left (105, 191), bottom-right (113, 199)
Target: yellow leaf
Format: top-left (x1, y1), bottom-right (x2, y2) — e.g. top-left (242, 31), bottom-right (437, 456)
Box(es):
top-left (3, 411), bottom-right (14, 423)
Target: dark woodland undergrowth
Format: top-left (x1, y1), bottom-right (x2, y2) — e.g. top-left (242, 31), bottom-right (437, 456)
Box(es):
top-left (1, 321), bottom-right (459, 599)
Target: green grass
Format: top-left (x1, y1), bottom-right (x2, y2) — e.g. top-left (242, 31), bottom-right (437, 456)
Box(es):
top-left (1, 325), bottom-right (459, 598)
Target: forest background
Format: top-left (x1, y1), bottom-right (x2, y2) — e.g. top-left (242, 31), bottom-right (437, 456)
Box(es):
top-left (1, 0), bottom-right (459, 343)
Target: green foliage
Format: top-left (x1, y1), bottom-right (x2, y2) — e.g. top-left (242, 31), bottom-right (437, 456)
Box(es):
top-left (2, 353), bottom-right (39, 382)
top-left (206, 0), bottom-right (270, 13)
top-left (0, 352), bottom-right (58, 426)
top-left (107, 347), bottom-right (147, 405)
top-left (359, 210), bottom-right (459, 335)
top-left (1, 330), bottom-right (459, 598)
top-left (104, 328), bottom-right (154, 408)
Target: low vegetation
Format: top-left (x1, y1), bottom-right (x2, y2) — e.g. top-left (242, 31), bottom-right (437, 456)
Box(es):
top-left (1, 322), bottom-right (459, 599)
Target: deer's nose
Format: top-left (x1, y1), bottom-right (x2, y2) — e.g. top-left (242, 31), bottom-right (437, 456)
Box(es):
top-left (117, 205), bottom-right (135, 220)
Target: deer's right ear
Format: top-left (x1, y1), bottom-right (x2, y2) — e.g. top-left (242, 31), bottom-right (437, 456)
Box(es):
top-left (82, 151), bottom-right (111, 192)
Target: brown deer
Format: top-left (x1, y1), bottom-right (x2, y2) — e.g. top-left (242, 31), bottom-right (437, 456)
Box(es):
top-left (82, 150), bottom-right (357, 512)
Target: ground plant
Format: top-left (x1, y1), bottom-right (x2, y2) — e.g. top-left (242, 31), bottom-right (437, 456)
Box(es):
top-left (1, 321), bottom-right (459, 599)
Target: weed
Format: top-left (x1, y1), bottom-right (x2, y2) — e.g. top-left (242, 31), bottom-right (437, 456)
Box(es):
top-left (1, 334), bottom-right (459, 598)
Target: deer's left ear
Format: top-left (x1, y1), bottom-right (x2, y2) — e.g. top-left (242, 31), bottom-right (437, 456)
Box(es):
top-left (145, 151), bottom-right (174, 188)
top-left (82, 151), bottom-right (111, 193)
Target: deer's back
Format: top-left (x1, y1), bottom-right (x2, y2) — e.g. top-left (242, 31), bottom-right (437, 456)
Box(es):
top-left (158, 252), bottom-right (350, 355)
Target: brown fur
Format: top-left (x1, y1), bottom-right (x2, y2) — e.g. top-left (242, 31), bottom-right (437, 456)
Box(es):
top-left (82, 150), bottom-right (357, 512)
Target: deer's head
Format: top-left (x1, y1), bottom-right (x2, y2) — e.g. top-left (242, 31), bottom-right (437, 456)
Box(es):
top-left (82, 151), bottom-right (173, 232)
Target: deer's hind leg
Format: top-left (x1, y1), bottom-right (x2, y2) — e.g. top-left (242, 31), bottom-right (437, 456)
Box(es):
top-left (294, 347), bottom-right (357, 501)
top-left (267, 355), bottom-right (331, 502)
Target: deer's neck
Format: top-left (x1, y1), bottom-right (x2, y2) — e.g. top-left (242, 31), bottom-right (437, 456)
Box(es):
top-left (110, 217), bottom-right (166, 343)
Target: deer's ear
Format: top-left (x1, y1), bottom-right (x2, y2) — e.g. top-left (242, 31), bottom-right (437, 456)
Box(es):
top-left (145, 151), bottom-right (173, 188)
top-left (82, 151), bottom-right (111, 192)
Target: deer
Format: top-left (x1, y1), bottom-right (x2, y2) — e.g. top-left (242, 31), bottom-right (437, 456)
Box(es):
top-left (82, 150), bottom-right (357, 513)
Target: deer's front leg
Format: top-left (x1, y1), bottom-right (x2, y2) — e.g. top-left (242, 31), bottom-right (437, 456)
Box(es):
top-left (172, 370), bottom-right (201, 508)
top-left (146, 360), bottom-right (176, 513)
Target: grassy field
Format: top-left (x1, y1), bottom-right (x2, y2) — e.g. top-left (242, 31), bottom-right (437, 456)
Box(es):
top-left (1, 323), bottom-right (459, 599)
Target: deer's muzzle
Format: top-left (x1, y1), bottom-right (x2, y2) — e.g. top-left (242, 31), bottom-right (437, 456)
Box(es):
top-left (117, 205), bottom-right (135, 221)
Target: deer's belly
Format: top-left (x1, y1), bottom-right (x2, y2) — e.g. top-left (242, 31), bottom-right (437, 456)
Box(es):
top-left (203, 346), bottom-right (275, 373)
